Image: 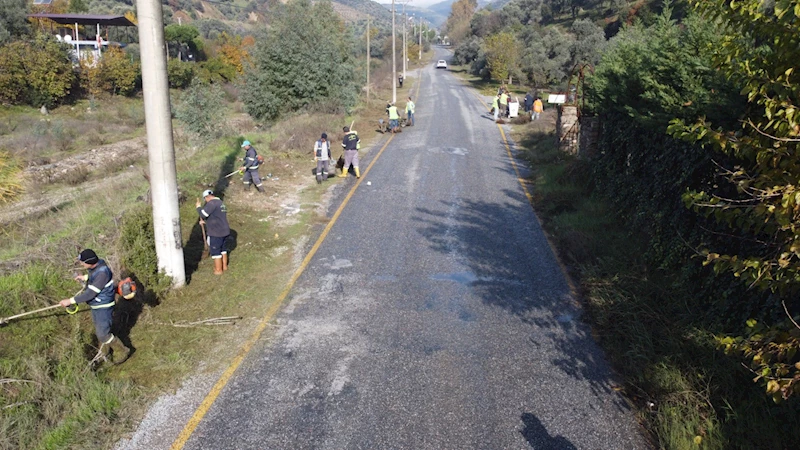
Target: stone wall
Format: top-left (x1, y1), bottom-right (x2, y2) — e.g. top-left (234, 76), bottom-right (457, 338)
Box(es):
top-left (557, 105), bottom-right (580, 155)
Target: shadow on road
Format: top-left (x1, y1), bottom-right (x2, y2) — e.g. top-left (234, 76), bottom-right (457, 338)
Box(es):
top-left (412, 192), bottom-right (631, 413)
top-left (520, 412), bottom-right (578, 449)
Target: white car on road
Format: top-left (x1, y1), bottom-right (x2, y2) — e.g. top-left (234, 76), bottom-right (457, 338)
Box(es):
top-left (436, 60), bottom-right (447, 69)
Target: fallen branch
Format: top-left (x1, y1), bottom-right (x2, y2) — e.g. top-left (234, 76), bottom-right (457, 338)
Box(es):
top-left (3, 401), bottom-right (31, 410)
top-left (0, 378), bottom-right (41, 386)
top-left (153, 316), bottom-right (242, 327)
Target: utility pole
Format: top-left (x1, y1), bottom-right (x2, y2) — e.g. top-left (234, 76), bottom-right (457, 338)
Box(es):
top-left (402, 3), bottom-right (407, 79)
top-left (366, 16), bottom-right (370, 100)
top-left (391, 0), bottom-right (396, 104)
top-left (135, 0), bottom-right (186, 287)
top-left (419, 20), bottom-right (423, 61)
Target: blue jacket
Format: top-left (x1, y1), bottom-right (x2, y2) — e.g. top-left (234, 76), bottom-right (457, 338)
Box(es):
top-left (244, 146), bottom-right (259, 170)
top-left (73, 260), bottom-right (115, 309)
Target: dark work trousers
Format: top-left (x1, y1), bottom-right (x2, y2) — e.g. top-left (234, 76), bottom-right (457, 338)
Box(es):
top-left (243, 168), bottom-right (263, 191)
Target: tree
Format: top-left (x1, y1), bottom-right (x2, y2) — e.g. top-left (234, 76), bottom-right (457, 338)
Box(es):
top-left (67, 0), bottom-right (88, 13)
top-left (444, 0), bottom-right (478, 45)
top-left (0, 0), bottom-right (30, 45)
top-left (216, 32), bottom-right (252, 76)
top-left (164, 24), bottom-right (203, 59)
top-left (242, 0), bottom-right (359, 121)
top-left (453, 36), bottom-right (482, 65)
top-left (101, 46), bottom-right (139, 95)
top-left (668, 0), bottom-right (800, 400)
top-left (519, 26), bottom-right (573, 86)
top-left (589, 10), bottom-right (732, 127)
top-left (175, 79), bottom-right (227, 142)
top-left (483, 32), bottom-right (520, 84)
top-left (570, 18), bottom-right (606, 66)
top-left (0, 35), bottom-right (75, 107)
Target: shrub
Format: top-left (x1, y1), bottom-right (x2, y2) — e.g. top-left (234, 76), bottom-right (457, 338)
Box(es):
top-left (195, 56), bottom-right (237, 84)
top-left (174, 79), bottom-right (227, 142)
top-left (167, 58), bottom-right (195, 89)
top-left (78, 54), bottom-right (104, 100)
top-left (243, 0), bottom-right (360, 121)
top-left (0, 35), bottom-right (75, 107)
top-left (101, 46), bottom-right (139, 95)
top-left (117, 204), bottom-right (172, 299)
top-left (49, 120), bottom-right (76, 152)
top-left (61, 166), bottom-right (90, 185)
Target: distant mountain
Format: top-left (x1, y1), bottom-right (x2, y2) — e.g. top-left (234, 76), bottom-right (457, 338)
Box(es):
top-left (425, 0), bottom-right (496, 21)
top-left (484, 0), bottom-right (513, 9)
top-left (378, 3), bottom-right (448, 28)
top-left (334, 0), bottom-right (393, 22)
top-left (427, 0), bottom-right (456, 17)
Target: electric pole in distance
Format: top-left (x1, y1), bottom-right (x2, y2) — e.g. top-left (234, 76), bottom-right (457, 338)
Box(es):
top-left (135, 0), bottom-right (186, 287)
top-left (392, 0), bottom-right (396, 104)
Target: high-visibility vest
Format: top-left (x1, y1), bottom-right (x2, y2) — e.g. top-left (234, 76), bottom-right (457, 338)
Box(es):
top-left (533, 99), bottom-right (543, 113)
top-left (500, 93), bottom-right (508, 105)
top-left (388, 106), bottom-right (400, 120)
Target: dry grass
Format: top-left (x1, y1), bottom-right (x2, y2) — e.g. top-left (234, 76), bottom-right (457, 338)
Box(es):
top-left (0, 151), bottom-right (24, 202)
top-left (0, 99), bottom-right (144, 167)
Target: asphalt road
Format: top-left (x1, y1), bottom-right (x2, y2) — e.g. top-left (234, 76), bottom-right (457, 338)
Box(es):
top-left (181, 48), bottom-right (647, 450)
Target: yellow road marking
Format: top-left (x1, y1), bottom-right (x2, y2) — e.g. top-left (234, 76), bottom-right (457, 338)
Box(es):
top-left (171, 134), bottom-right (395, 450)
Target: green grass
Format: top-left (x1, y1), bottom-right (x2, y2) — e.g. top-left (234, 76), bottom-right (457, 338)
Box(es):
top-left (511, 125), bottom-right (800, 449)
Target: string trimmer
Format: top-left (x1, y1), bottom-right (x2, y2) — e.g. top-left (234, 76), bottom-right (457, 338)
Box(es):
top-left (1, 303), bottom-right (79, 326)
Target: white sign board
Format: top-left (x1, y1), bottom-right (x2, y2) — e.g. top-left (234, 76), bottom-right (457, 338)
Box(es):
top-left (548, 94), bottom-right (566, 104)
top-left (508, 102), bottom-right (519, 118)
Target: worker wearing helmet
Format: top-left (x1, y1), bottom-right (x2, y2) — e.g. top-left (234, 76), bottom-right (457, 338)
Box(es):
top-left (239, 140), bottom-right (264, 194)
top-left (196, 189), bottom-right (231, 275)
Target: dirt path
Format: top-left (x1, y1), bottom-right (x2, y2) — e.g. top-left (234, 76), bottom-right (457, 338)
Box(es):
top-left (0, 137), bottom-right (148, 226)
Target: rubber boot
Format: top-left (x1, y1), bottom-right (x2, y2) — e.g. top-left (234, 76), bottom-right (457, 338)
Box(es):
top-left (338, 167), bottom-right (348, 178)
top-left (107, 335), bottom-right (130, 365)
top-left (213, 257), bottom-right (224, 275)
top-left (222, 253), bottom-right (228, 271)
top-left (354, 167), bottom-right (361, 179)
top-left (93, 342), bottom-right (111, 366)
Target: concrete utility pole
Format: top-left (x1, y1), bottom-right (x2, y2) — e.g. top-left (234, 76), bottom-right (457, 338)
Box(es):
top-left (135, 0), bottom-right (186, 287)
top-left (391, 0), bottom-right (396, 103)
top-left (419, 20), bottom-right (423, 60)
top-left (402, 3), bottom-right (407, 79)
top-left (366, 16), bottom-right (370, 100)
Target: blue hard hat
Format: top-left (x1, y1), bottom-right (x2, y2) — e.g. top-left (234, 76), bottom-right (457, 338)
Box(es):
top-left (241, 140), bottom-right (251, 147)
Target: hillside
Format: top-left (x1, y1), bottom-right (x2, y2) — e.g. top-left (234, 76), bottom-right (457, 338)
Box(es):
top-left (332, 0), bottom-right (393, 21)
top-left (377, 2), bottom-right (448, 27)
top-left (83, 0), bottom-right (393, 28)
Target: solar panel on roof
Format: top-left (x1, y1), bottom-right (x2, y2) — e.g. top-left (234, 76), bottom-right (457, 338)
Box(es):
top-left (32, 0), bottom-right (53, 4)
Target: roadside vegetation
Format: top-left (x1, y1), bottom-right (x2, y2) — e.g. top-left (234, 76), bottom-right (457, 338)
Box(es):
top-left (445, 0), bottom-right (800, 447)
top-left (1, 0), bottom-right (432, 448)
